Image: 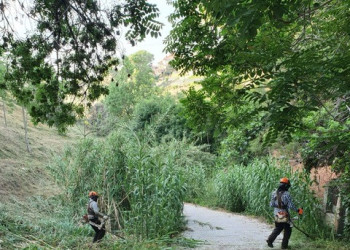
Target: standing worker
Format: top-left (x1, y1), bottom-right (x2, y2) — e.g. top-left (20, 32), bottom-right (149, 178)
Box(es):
top-left (87, 191), bottom-right (108, 243)
top-left (266, 178), bottom-right (303, 249)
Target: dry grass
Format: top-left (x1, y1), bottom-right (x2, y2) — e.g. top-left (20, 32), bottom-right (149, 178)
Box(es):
top-left (156, 71), bottom-right (203, 96)
top-left (0, 104), bottom-right (79, 198)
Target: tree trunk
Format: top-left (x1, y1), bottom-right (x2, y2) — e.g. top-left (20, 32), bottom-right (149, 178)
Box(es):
top-left (2, 99), bottom-right (7, 127)
top-left (22, 106), bottom-right (30, 153)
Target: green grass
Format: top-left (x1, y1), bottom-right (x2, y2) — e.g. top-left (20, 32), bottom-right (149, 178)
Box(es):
top-left (290, 231), bottom-right (349, 250)
top-left (0, 196), bottom-right (200, 249)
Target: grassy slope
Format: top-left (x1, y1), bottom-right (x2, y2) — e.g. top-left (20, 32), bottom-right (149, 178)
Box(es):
top-left (0, 104), bottom-right (79, 198)
top-left (156, 71), bottom-right (203, 96)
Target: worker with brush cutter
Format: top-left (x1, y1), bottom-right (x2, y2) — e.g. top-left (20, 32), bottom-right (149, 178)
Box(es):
top-left (85, 191), bottom-right (109, 243)
top-left (266, 177), bottom-right (303, 249)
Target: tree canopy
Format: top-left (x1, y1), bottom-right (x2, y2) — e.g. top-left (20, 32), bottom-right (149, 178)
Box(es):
top-left (0, 0), bottom-right (162, 131)
top-left (165, 0), bottom-right (350, 170)
top-left (105, 50), bottom-right (157, 119)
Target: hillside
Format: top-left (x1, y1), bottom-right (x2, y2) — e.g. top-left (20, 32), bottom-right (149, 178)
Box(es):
top-left (0, 56), bottom-right (197, 199)
top-left (154, 55), bottom-right (203, 95)
top-left (0, 104), bottom-right (79, 198)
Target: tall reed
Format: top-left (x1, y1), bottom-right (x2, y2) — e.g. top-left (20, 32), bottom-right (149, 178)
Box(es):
top-left (49, 127), bottom-right (214, 239)
top-left (214, 157), bottom-right (332, 238)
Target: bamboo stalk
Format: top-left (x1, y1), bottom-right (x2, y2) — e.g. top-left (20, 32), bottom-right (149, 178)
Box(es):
top-left (112, 199), bottom-right (122, 230)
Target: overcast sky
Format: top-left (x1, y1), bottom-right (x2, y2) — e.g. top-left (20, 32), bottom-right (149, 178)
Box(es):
top-left (119, 0), bottom-right (174, 64)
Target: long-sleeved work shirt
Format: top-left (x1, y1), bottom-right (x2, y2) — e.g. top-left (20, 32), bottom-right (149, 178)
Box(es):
top-left (88, 198), bottom-right (103, 220)
top-left (270, 190), bottom-right (298, 216)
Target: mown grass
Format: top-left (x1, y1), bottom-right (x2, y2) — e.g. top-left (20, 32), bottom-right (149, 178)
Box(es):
top-left (0, 195), bottom-right (200, 249)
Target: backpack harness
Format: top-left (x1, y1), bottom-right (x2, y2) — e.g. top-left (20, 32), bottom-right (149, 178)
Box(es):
top-left (276, 191), bottom-right (287, 209)
top-left (87, 200), bottom-right (97, 220)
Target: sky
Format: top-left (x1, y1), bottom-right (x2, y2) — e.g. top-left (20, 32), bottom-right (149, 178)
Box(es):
top-left (118, 0), bottom-right (174, 64)
top-left (2, 0), bottom-right (174, 64)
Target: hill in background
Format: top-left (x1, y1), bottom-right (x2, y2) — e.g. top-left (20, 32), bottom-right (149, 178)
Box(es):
top-left (153, 54), bottom-right (203, 95)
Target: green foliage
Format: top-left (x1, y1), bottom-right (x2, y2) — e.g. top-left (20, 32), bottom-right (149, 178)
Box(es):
top-left (133, 97), bottom-right (163, 130)
top-left (0, 0), bottom-right (162, 131)
top-left (106, 51), bottom-right (157, 120)
top-left (85, 103), bottom-right (109, 136)
top-left (180, 86), bottom-right (218, 133)
top-left (133, 95), bottom-right (190, 141)
top-left (296, 104), bottom-right (350, 172)
top-left (166, 0), bottom-right (350, 154)
top-left (129, 51), bottom-right (156, 86)
top-left (337, 172), bottom-right (350, 239)
top-left (149, 139), bottom-right (216, 201)
top-left (180, 86), bottom-right (222, 149)
top-left (213, 157), bottom-right (332, 239)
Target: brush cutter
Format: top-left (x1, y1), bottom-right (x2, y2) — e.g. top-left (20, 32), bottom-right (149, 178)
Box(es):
top-left (290, 216), bottom-right (316, 239)
top-left (81, 214), bottom-right (126, 239)
top-left (81, 214), bottom-right (108, 230)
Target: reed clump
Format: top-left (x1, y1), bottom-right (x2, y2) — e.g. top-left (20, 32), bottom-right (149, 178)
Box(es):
top-left (49, 127), bottom-right (214, 240)
top-left (214, 157), bottom-right (332, 239)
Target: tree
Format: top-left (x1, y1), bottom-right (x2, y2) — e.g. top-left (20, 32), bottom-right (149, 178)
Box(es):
top-left (0, 62), bottom-right (6, 126)
top-left (0, 0), bottom-right (162, 131)
top-left (165, 0), bottom-right (350, 158)
top-left (106, 50), bottom-right (157, 120)
top-left (129, 50), bottom-right (156, 87)
top-left (0, 62), bottom-right (14, 127)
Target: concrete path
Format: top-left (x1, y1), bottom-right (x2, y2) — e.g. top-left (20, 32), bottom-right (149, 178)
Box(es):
top-left (182, 203), bottom-right (283, 249)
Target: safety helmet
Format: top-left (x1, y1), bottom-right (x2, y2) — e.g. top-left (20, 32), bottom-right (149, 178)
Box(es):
top-left (89, 191), bottom-right (98, 197)
top-left (280, 177), bottom-right (290, 185)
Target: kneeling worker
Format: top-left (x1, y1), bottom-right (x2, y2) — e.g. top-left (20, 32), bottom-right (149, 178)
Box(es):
top-left (87, 191), bottom-right (108, 243)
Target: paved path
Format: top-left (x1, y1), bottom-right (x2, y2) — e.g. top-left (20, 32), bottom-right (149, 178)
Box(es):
top-left (182, 203), bottom-right (282, 249)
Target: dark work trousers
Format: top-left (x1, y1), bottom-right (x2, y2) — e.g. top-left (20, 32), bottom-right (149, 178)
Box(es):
top-left (89, 218), bottom-right (106, 243)
top-left (267, 222), bottom-right (292, 249)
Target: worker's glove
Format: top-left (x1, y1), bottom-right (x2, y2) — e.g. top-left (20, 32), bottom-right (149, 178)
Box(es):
top-left (103, 215), bottom-right (109, 220)
top-left (298, 208), bottom-right (303, 215)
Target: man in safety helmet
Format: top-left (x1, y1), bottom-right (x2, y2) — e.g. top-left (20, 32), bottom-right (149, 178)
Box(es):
top-left (266, 178), bottom-right (303, 249)
top-left (87, 191), bottom-right (108, 243)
